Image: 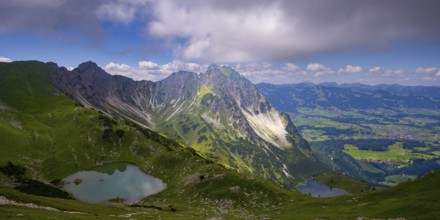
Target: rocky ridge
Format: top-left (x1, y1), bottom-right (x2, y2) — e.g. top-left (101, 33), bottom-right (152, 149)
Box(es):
top-left (47, 62), bottom-right (323, 185)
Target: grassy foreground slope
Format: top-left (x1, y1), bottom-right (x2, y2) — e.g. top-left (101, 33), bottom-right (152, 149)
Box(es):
top-left (0, 61), bottom-right (291, 219)
top-left (279, 170), bottom-right (440, 219)
top-left (0, 61), bottom-right (439, 219)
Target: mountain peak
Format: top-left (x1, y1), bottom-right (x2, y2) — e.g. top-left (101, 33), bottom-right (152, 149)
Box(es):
top-left (48, 60), bottom-right (322, 184)
top-left (166, 70), bottom-right (198, 80)
top-left (77, 61), bottom-right (100, 71)
top-left (206, 64), bottom-right (240, 78)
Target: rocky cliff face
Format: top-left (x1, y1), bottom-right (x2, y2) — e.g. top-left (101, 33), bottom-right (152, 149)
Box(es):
top-left (48, 62), bottom-right (323, 185)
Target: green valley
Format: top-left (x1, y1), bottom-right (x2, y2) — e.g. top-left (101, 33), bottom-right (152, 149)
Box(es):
top-left (258, 83), bottom-right (440, 185)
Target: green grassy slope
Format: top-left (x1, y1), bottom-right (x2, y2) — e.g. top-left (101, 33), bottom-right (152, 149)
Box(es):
top-left (0, 61), bottom-right (291, 218)
top-left (0, 61), bottom-right (439, 219)
top-left (279, 170), bottom-right (440, 219)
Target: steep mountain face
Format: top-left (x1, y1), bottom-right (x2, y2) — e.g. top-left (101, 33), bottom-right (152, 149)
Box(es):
top-left (0, 61), bottom-right (296, 219)
top-left (48, 62), bottom-right (323, 185)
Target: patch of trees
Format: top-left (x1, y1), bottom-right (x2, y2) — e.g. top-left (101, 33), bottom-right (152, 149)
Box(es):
top-left (198, 127), bottom-right (208, 135)
top-left (191, 123), bottom-right (199, 130)
top-left (130, 204), bottom-right (162, 210)
top-left (98, 115), bottom-right (117, 128)
top-left (402, 140), bottom-right (427, 149)
top-left (197, 135), bottom-right (207, 143)
top-left (200, 93), bottom-right (215, 106)
top-left (98, 115), bottom-right (125, 141)
top-left (0, 161), bottom-right (26, 178)
top-left (181, 124), bottom-right (190, 134)
top-left (74, 102), bottom-right (84, 107)
top-left (14, 179), bottom-right (72, 199)
top-left (0, 162), bottom-right (72, 199)
top-left (102, 128), bottom-right (113, 139)
top-left (115, 129), bottom-right (125, 140)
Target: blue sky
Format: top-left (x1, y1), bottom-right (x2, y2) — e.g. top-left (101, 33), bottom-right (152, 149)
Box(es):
top-left (1, 0), bottom-right (440, 86)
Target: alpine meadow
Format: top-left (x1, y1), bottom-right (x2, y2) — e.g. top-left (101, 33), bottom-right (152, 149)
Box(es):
top-left (1, 1), bottom-right (440, 219)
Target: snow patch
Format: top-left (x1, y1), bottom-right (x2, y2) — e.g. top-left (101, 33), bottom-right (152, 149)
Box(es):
top-left (241, 108), bottom-right (290, 148)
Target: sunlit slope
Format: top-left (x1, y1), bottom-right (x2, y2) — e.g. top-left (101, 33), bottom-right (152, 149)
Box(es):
top-left (48, 62), bottom-right (325, 185)
top-left (0, 61), bottom-right (293, 219)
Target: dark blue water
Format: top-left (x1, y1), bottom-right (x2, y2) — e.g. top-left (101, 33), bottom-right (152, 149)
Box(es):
top-left (296, 179), bottom-right (349, 198)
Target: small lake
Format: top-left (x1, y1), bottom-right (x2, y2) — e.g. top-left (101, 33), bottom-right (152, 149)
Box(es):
top-left (63, 163), bottom-right (166, 204)
top-left (296, 179), bottom-right (349, 198)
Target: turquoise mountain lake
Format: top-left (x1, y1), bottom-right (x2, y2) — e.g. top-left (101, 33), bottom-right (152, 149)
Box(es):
top-left (63, 163), bottom-right (166, 204)
top-left (296, 179), bottom-right (349, 198)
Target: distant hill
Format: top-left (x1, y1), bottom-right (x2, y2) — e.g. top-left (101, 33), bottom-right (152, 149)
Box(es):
top-left (258, 82), bottom-right (440, 185)
top-left (258, 82), bottom-right (440, 112)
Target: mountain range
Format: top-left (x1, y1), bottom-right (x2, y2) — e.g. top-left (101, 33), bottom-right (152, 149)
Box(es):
top-left (1, 61), bottom-right (440, 219)
top-left (47, 61), bottom-right (323, 185)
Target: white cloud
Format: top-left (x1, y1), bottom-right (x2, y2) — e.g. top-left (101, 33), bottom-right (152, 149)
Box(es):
top-left (415, 67), bottom-right (437, 74)
top-left (283, 63), bottom-right (300, 71)
top-left (369, 66), bottom-right (406, 77)
top-left (307, 63), bottom-right (325, 71)
top-left (0, 56), bottom-right (12, 62)
top-left (306, 63), bottom-right (334, 76)
top-left (143, 1), bottom-right (440, 63)
top-left (235, 62), bottom-right (299, 84)
top-left (105, 62), bottom-right (131, 72)
top-left (1, 1), bottom-right (439, 64)
top-left (95, 0), bottom-right (147, 24)
top-left (369, 66), bottom-right (383, 73)
top-left (101, 61), bottom-right (438, 85)
top-left (104, 60), bottom-right (207, 81)
top-left (105, 61), bottom-right (158, 81)
top-left (394, 69), bottom-right (405, 76)
top-left (338, 65), bottom-right (362, 74)
top-left (159, 60), bottom-right (205, 74)
top-left (148, 1), bottom-right (288, 62)
top-left (139, 61), bottom-right (159, 69)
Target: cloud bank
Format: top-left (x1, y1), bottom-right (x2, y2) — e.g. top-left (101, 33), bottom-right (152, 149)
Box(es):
top-left (1, 0), bottom-right (439, 63)
top-left (102, 59), bottom-right (440, 86)
top-left (104, 60), bottom-right (207, 81)
top-left (145, 0), bottom-right (440, 62)
top-left (0, 56), bottom-right (13, 63)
